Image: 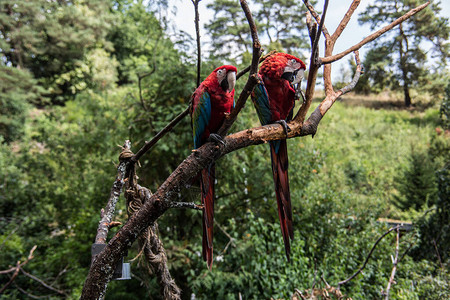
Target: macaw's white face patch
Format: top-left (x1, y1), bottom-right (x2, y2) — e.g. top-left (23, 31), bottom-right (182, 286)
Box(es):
top-left (216, 68), bottom-right (227, 84)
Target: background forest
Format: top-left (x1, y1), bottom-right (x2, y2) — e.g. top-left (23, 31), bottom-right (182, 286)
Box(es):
top-left (1, 0), bottom-right (449, 299)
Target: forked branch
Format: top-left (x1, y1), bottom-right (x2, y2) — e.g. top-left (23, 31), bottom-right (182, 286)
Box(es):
top-left (321, 1), bottom-right (430, 64)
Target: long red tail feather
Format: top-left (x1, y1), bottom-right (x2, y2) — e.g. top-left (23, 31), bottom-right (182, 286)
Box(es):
top-left (270, 140), bottom-right (293, 261)
top-left (201, 164), bottom-right (215, 269)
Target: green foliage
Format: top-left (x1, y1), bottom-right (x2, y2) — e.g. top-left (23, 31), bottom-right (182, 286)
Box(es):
top-left (204, 0), bottom-right (313, 62)
top-left (1, 0), bottom-right (449, 298)
top-left (0, 66), bottom-right (37, 142)
top-left (0, 0), bottom-right (114, 104)
top-left (411, 132), bottom-right (450, 264)
top-left (440, 83), bottom-right (450, 129)
top-left (0, 88), bottom-right (133, 297)
top-left (392, 147), bottom-right (438, 211)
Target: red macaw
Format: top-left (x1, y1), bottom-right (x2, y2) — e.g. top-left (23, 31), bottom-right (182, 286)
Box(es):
top-left (251, 53), bottom-right (306, 261)
top-left (190, 65), bottom-right (237, 268)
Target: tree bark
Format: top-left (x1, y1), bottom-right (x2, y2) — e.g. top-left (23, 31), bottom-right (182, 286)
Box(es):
top-left (398, 23), bottom-right (411, 107)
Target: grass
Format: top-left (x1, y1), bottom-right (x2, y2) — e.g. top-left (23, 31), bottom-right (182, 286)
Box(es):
top-left (290, 92), bottom-right (441, 218)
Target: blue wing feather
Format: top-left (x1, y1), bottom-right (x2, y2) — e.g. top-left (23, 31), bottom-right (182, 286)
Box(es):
top-left (192, 91), bottom-right (211, 149)
top-left (252, 80), bottom-right (272, 126)
top-left (252, 78), bottom-right (282, 153)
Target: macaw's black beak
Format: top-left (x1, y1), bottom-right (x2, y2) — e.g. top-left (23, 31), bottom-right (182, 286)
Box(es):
top-left (281, 71), bottom-right (294, 82)
top-left (221, 78), bottom-right (229, 91)
top-left (282, 70), bottom-right (300, 83)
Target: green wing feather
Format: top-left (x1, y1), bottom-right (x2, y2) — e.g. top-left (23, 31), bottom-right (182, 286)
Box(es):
top-left (252, 80), bottom-right (272, 126)
top-left (192, 91), bottom-right (211, 149)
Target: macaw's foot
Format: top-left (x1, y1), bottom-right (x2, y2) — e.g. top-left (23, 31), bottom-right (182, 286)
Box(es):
top-left (208, 133), bottom-right (225, 146)
top-left (275, 120), bottom-right (290, 137)
top-left (296, 87), bottom-right (306, 103)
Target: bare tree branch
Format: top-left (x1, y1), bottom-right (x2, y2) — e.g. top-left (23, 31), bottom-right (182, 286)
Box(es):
top-left (0, 263), bottom-right (21, 294)
top-left (131, 108), bottom-right (190, 164)
top-left (20, 269), bottom-right (66, 296)
top-left (14, 283), bottom-right (48, 299)
top-left (138, 69), bottom-right (155, 111)
top-left (216, 222), bottom-right (236, 254)
top-left (302, 0), bottom-right (330, 39)
top-left (384, 227), bottom-right (400, 299)
top-left (338, 51), bottom-right (363, 95)
top-left (320, 1), bottom-right (430, 65)
top-left (0, 245), bottom-right (37, 294)
top-left (312, 0), bottom-right (329, 60)
top-left (216, 0), bottom-right (262, 137)
top-left (338, 226), bottom-right (400, 288)
top-left (331, 0), bottom-right (361, 41)
top-left (95, 141), bottom-right (131, 244)
top-left (170, 201), bottom-right (203, 210)
top-left (432, 239), bottom-right (444, 270)
top-left (191, 0), bottom-right (202, 87)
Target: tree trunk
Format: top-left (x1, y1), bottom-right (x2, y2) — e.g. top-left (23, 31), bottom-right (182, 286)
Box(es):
top-left (403, 80), bottom-right (411, 107)
top-left (398, 22), bottom-right (411, 107)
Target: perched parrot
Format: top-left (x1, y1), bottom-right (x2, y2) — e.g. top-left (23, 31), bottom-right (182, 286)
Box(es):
top-left (190, 65), bottom-right (237, 268)
top-left (251, 53), bottom-right (306, 261)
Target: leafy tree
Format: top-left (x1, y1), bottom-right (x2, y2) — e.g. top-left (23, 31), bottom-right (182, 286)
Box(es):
top-left (440, 83), bottom-right (450, 129)
top-left (204, 0), bottom-right (252, 61)
top-left (392, 147), bottom-right (438, 211)
top-left (0, 66), bottom-right (41, 142)
top-left (0, 0), bottom-right (113, 104)
top-left (204, 0), bottom-right (313, 62)
top-left (358, 0), bottom-right (449, 106)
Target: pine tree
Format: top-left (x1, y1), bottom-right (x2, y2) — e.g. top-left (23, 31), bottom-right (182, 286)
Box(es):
top-left (358, 0), bottom-right (449, 106)
top-left (393, 148), bottom-right (438, 211)
top-left (204, 0), bottom-right (313, 62)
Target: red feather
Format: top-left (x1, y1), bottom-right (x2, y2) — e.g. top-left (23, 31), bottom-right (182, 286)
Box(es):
top-left (259, 53), bottom-right (305, 261)
top-left (190, 65), bottom-right (236, 269)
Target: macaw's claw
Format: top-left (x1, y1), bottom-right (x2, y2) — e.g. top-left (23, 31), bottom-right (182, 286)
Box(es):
top-left (275, 120), bottom-right (290, 137)
top-left (208, 133), bottom-right (225, 146)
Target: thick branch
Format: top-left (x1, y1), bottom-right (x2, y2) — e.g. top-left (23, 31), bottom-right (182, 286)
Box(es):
top-left (95, 141), bottom-right (131, 244)
top-left (331, 0), bottom-right (361, 42)
top-left (320, 1), bottom-right (430, 64)
top-left (311, 0), bottom-right (329, 59)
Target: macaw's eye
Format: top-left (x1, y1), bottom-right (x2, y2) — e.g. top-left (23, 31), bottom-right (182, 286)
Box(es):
top-left (291, 59), bottom-right (297, 64)
top-left (217, 69), bottom-right (224, 75)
